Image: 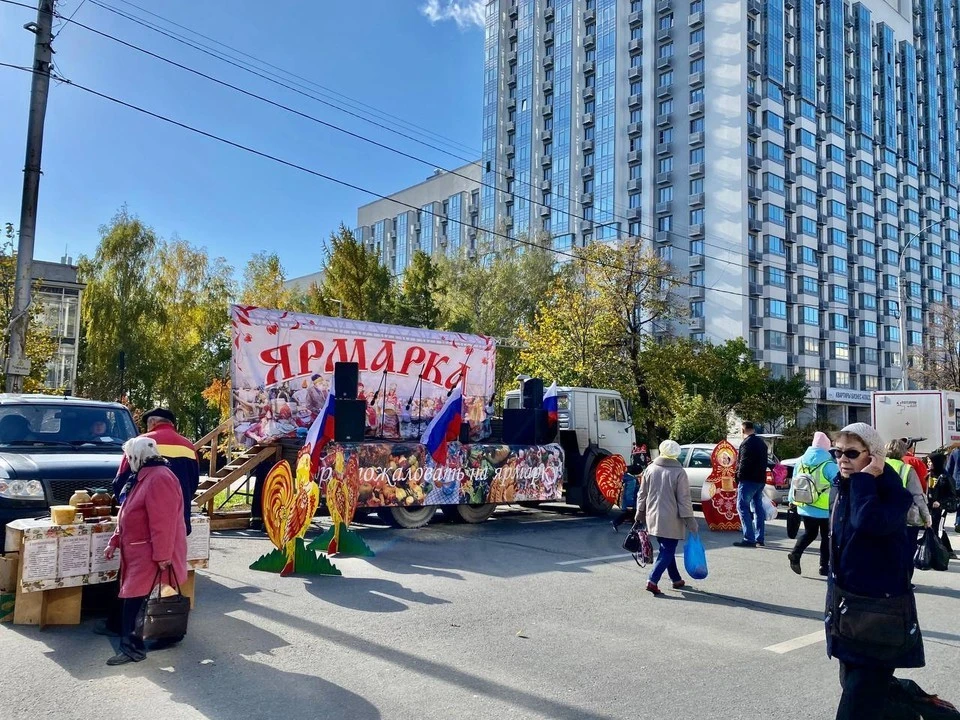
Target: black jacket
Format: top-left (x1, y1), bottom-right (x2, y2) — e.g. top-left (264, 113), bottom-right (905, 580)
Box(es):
top-left (929, 472), bottom-right (958, 512)
top-left (735, 433), bottom-right (768, 485)
top-left (826, 464), bottom-right (923, 669)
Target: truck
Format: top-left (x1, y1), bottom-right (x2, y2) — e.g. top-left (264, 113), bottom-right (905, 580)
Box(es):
top-left (871, 390), bottom-right (960, 455)
top-left (229, 306), bottom-right (637, 528)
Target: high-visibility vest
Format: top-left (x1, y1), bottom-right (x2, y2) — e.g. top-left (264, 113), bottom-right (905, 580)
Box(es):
top-left (795, 460), bottom-right (832, 511)
top-left (885, 458), bottom-right (911, 488)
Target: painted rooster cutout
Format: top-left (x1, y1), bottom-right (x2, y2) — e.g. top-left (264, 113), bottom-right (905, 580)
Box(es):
top-left (325, 447), bottom-right (360, 554)
top-left (262, 453), bottom-right (320, 576)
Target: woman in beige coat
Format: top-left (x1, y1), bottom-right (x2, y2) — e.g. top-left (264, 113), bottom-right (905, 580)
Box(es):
top-left (636, 439), bottom-right (699, 595)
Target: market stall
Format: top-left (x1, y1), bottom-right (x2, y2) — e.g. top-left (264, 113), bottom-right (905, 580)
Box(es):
top-left (2, 515), bottom-right (210, 627)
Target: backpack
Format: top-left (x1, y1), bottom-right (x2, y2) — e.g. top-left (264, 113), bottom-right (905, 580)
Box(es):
top-left (790, 461), bottom-right (829, 505)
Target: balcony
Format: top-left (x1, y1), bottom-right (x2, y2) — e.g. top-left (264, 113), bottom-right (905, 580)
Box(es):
top-left (656, 171), bottom-right (673, 184)
top-left (748, 29), bottom-right (761, 46)
top-left (583, 59), bottom-right (595, 74)
top-left (748, 123), bottom-right (761, 138)
top-left (656, 113), bottom-right (673, 126)
top-left (629, 93), bottom-right (642, 108)
top-left (541, 154), bottom-right (552, 166)
top-left (689, 131), bottom-right (704, 145)
top-left (690, 223), bottom-right (705, 237)
top-left (505, 120), bottom-right (515, 132)
top-left (657, 0), bottom-right (672, 11)
top-left (749, 218), bottom-right (763, 232)
top-left (584, 8), bottom-right (596, 23)
top-left (508, 2), bottom-right (517, 18)
top-left (581, 164), bottom-right (594, 177)
top-left (542, 79), bottom-right (553, 93)
top-left (689, 162), bottom-right (705, 175)
top-left (584, 33), bottom-right (596, 49)
top-left (628, 178), bottom-right (642, 192)
top-left (748, 91), bottom-right (761, 107)
top-left (629, 10), bottom-right (642, 27)
top-left (583, 138), bottom-right (594, 152)
top-left (582, 113), bottom-right (594, 128)
top-left (539, 180), bottom-right (551, 191)
top-left (656, 55), bottom-right (673, 69)
top-left (540, 205), bottom-right (551, 217)
top-left (748, 155), bottom-right (762, 170)
top-left (544, 5), bottom-right (553, 20)
top-left (785, 52), bottom-right (797, 67)
top-left (690, 285), bottom-right (705, 299)
top-left (628, 122), bottom-right (642, 136)
top-left (631, 66), bottom-right (644, 81)
top-left (689, 253), bottom-right (705, 267)
top-left (657, 27), bottom-right (673, 42)
top-left (505, 144), bottom-right (515, 156)
top-left (688, 11), bottom-right (704, 27)
top-left (583, 86), bottom-right (595, 100)
top-left (689, 100), bottom-right (704, 115)
top-left (657, 83), bottom-right (672, 97)
top-left (580, 192), bottom-right (593, 205)
top-left (656, 231), bottom-right (670, 243)
top-left (689, 70), bottom-right (704, 86)
top-left (748, 0), bottom-right (762, 13)
top-left (688, 41), bottom-right (704, 56)
top-left (540, 103), bottom-right (551, 115)
top-left (748, 61), bottom-right (762, 77)
top-left (542, 128), bottom-right (552, 142)
top-left (629, 38), bottom-right (643, 53)
top-left (689, 192), bottom-right (705, 206)
top-left (544, 30), bottom-right (554, 43)
top-left (655, 201), bottom-right (673, 214)
top-left (657, 141), bottom-right (673, 155)
top-left (628, 150), bottom-right (642, 163)
top-left (543, 54), bottom-right (553, 68)
top-left (749, 186), bottom-right (761, 200)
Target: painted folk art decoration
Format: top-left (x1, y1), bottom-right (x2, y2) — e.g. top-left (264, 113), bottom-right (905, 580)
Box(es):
top-left (250, 453), bottom-right (340, 576)
top-left (595, 454), bottom-right (627, 506)
top-left (700, 439), bottom-right (743, 532)
top-left (309, 447), bottom-right (374, 557)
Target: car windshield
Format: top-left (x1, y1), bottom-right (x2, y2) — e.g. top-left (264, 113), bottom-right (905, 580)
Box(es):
top-left (0, 404), bottom-right (137, 448)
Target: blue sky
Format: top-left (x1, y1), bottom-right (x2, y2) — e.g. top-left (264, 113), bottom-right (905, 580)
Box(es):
top-left (0, 0), bottom-right (485, 279)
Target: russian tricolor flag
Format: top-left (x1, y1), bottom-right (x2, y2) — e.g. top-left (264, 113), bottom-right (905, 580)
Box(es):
top-left (421, 387), bottom-right (463, 465)
top-left (304, 376), bottom-right (335, 471)
top-left (543, 382), bottom-right (559, 438)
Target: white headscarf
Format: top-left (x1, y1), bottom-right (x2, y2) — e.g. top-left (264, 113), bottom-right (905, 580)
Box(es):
top-left (658, 439), bottom-right (682, 459)
top-left (123, 436), bottom-right (163, 472)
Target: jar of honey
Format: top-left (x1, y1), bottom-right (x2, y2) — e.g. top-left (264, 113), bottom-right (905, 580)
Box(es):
top-left (69, 489), bottom-right (92, 507)
top-left (91, 488), bottom-right (112, 508)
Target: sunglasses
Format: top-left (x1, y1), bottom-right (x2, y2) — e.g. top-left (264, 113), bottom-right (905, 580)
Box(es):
top-left (830, 448), bottom-right (866, 460)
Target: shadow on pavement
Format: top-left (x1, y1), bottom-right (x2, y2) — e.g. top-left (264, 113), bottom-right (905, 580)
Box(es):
top-left (304, 576), bottom-right (450, 613)
top-left (914, 583), bottom-right (960, 601)
top-left (11, 580), bottom-right (382, 720)
top-left (676, 588), bottom-right (824, 622)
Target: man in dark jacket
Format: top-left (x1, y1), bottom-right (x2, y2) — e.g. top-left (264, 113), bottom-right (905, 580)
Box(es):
top-left (113, 407), bottom-right (200, 536)
top-left (733, 421), bottom-right (769, 547)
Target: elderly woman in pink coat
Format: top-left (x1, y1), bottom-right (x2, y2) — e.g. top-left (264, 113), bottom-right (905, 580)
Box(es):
top-left (104, 436), bottom-right (188, 666)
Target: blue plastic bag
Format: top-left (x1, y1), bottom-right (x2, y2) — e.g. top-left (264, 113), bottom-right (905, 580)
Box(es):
top-left (684, 532), bottom-right (708, 580)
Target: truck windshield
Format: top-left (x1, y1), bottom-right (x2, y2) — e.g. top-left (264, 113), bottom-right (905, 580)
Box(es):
top-left (0, 405), bottom-right (137, 447)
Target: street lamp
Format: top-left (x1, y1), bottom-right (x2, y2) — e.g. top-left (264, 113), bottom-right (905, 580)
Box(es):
top-left (898, 219), bottom-right (942, 390)
top-left (330, 299), bottom-right (343, 317)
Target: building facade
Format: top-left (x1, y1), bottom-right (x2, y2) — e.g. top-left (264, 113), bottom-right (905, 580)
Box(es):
top-left (478, 0), bottom-right (960, 424)
top-left (355, 163), bottom-right (483, 275)
top-left (32, 259), bottom-right (83, 393)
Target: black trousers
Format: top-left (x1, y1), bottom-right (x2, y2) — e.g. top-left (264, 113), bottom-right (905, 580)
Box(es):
top-left (836, 662), bottom-right (894, 720)
top-left (119, 596), bottom-right (148, 661)
top-left (791, 516), bottom-right (830, 570)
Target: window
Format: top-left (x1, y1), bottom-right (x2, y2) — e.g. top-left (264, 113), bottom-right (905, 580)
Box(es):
top-left (690, 117), bottom-right (705, 133)
top-left (658, 42), bottom-right (675, 58)
top-left (885, 326), bottom-right (900, 342)
top-left (801, 306), bottom-right (819, 325)
top-left (831, 313), bottom-right (849, 330)
top-left (764, 173), bottom-right (785, 194)
top-left (830, 285), bottom-right (848, 302)
top-left (766, 267), bottom-right (786, 287)
top-left (803, 337), bottom-right (820, 354)
top-left (690, 301), bottom-right (704, 318)
top-left (690, 88), bottom-right (704, 103)
top-left (800, 276), bottom-right (819, 295)
top-left (658, 70), bottom-right (674, 87)
top-left (659, 13), bottom-right (674, 29)
top-left (658, 187), bottom-right (674, 203)
top-left (658, 215), bottom-right (673, 231)
top-left (862, 320), bottom-right (877, 337)
top-left (764, 205), bottom-right (786, 226)
top-left (798, 187), bottom-right (817, 207)
top-left (598, 397), bottom-right (626, 423)
top-left (861, 376), bottom-right (879, 391)
top-left (659, 128), bottom-right (674, 143)
top-left (798, 129), bottom-right (816, 148)
top-left (690, 208), bottom-right (704, 224)
top-left (828, 200), bottom-right (845, 218)
top-left (804, 368), bottom-right (822, 384)
top-left (799, 217), bottom-right (817, 237)
top-left (830, 257), bottom-right (847, 275)
top-left (861, 294), bottom-right (876, 310)
top-left (800, 246), bottom-right (817, 266)
top-left (689, 448), bottom-right (712, 469)
top-left (690, 178), bottom-right (704, 194)
top-left (766, 299), bottom-right (787, 319)
top-left (763, 111), bottom-right (784, 132)
top-left (827, 172), bottom-right (844, 190)
top-left (832, 342), bottom-right (850, 361)
top-left (690, 57), bottom-right (704, 74)
top-left (690, 147), bottom-right (705, 164)
top-left (829, 228), bottom-right (847, 247)
top-left (861, 347), bottom-right (878, 364)
top-left (658, 99), bottom-right (674, 114)
top-left (764, 142), bottom-right (785, 162)
top-left (658, 157), bottom-right (674, 173)
top-left (832, 372), bottom-right (851, 388)
top-left (798, 158), bottom-right (817, 178)
top-left (827, 144), bottom-right (844, 163)
top-left (690, 28), bottom-right (704, 44)
top-left (766, 330), bottom-right (787, 350)
top-left (690, 270), bottom-right (704, 286)
top-left (765, 235), bottom-right (786, 255)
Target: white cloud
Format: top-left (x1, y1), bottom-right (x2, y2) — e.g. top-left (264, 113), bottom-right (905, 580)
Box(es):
top-left (420, 0), bottom-right (485, 30)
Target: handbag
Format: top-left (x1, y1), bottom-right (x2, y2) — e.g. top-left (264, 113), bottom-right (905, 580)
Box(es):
top-left (683, 532), bottom-right (708, 580)
top-left (915, 527), bottom-right (950, 572)
top-left (828, 584), bottom-right (920, 663)
top-left (786, 506), bottom-right (801, 540)
top-left (136, 567), bottom-right (190, 642)
top-left (623, 521), bottom-right (653, 567)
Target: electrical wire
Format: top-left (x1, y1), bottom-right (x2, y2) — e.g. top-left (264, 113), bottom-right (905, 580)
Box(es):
top-left (70, 0), bottom-right (754, 273)
top-left (0, 60), bottom-right (753, 300)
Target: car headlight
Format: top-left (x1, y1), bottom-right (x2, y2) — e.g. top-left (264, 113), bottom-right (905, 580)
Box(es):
top-left (0, 478), bottom-right (44, 500)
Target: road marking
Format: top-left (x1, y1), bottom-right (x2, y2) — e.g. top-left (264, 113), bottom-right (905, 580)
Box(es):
top-left (764, 631), bottom-right (824, 654)
top-left (556, 553), bottom-right (630, 566)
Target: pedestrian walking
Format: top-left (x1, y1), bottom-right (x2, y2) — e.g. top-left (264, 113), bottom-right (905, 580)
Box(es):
top-left (635, 439), bottom-right (698, 595)
top-left (885, 439), bottom-right (933, 531)
top-left (947, 445), bottom-right (960, 534)
top-left (733, 421), bottom-right (768, 548)
top-left (786, 431), bottom-right (836, 577)
top-left (927, 452), bottom-right (958, 557)
top-left (104, 437), bottom-right (189, 666)
top-left (826, 423), bottom-right (924, 720)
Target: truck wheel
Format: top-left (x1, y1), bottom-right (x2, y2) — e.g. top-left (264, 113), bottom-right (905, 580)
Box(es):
top-left (454, 504), bottom-right (497, 524)
top-left (378, 506), bottom-right (438, 529)
top-left (579, 462), bottom-right (614, 516)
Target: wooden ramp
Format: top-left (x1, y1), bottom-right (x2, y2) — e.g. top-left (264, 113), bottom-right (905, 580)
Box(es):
top-left (192, 422), bottom-right (279, 528)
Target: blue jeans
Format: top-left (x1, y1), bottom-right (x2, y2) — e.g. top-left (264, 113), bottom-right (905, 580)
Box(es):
top-left (737, 481), bottom-right (766, 544)
top-left (649, 536), bottom-right (682, 585)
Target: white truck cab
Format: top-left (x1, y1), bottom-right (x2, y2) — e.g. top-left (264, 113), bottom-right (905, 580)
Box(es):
top-left (504, 386), bottom-right (636, 463)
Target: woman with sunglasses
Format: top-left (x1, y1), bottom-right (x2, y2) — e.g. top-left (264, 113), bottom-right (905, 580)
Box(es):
top-left (826, 423), bottom-right (924, 719)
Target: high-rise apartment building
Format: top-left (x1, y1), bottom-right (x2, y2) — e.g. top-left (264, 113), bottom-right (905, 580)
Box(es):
top-left (355, 163), bottom-right (483, 275)
top-left (479, 0), bottom-right (960, 424)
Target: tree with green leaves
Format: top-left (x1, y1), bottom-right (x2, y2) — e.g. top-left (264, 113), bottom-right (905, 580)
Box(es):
top-left (239, 251), bottom-right (297, 310)
top-left (395, 250), bottom-right (441, 329)
top-left (320, 225), bottom-right (395, 323)
top-left (0, 223), bottom-right (59, 392)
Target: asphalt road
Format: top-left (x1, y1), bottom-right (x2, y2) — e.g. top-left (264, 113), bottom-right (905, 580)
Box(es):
top-left (1, 507), bottom-right (958, 720)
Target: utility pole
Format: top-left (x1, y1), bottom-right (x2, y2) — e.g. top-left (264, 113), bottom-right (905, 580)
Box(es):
top-left (6, 0), bottom-right (55, 393)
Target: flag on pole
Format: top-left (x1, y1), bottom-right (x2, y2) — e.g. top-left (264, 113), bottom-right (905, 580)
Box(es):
top-left (421, 387), bottom-right (463, 465)
top-left (304, 377), bottom-right (336, 471)
top-left (543, 381), bottom-right (559, 438)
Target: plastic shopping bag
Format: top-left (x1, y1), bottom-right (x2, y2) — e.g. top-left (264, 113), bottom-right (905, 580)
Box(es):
top-left (761, 493), bottom-right (779, 521)
top-left (683, 532), bottom-right (708, 580)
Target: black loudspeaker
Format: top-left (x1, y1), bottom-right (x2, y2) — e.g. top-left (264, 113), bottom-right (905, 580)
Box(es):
top-left (503, 408), bottom-right (549, 445)
top-left (334, 362), bottom-right (359, 400)
top-left (334, 399), bottom-right (366, 442)
top-left (522, 378), bottom-right (544, 409)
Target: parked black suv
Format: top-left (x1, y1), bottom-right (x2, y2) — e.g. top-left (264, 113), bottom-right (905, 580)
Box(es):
top-left (0, 395), bottom-right (138, 531)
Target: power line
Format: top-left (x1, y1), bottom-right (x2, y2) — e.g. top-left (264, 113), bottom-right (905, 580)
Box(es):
top-left (54, 0), bottom-right (86, 37)
top-left (0, 61), bottom-right (752, 300)
top-left (43, 0), bottom-right (754, 276)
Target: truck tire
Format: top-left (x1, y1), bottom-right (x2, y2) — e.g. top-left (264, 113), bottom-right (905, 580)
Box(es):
top-left (378, 506), bottom-right (438, 529)
top-left (579, 458), bottom-right (614, 516)
top-left (454, 504), bottom-right (497, 524)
